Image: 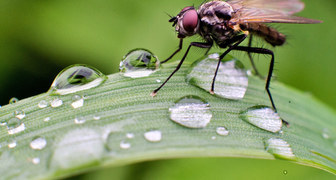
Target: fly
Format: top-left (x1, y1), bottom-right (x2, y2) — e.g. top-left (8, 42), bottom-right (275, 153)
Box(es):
top-left (151, 0), bottom-right (322, 125)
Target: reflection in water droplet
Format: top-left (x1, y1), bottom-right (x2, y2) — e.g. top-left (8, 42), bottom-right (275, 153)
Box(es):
top-left (169, 96), bottom-right (212, 128)
top-left (32, 157), bottom-right (40, 165)
top-left (216, 126), bottom-right (229, 136)
top-left (7, 117), bottom-right (25, 134)
top-left (30, 137), bottom-right (47, 150)
top-left (187, 53), bottom-right (248, 100)
top-left (322, 128), bottom-right (330, 139)
top-left (44, 117), bottom-right (51, 122)
top-left (119, 49), bottom-right (160, 78)
top-left (38, 100), bottom-right (48, 108)
top-left (71, 95), bottom-right (84, 109)
top-left (120, 140), bottom-right (131, 149)
top-left (49, 65), bottom-right (107, 95)
top-left (240, 106), bottom-right (282, 133)
top-left (144, 130), bottom-right (162, 142)
top-left (74, 117), bottom-right (86, 124)
top-left (126, 133), bottom-right (134, 139)
top-left (265, 138), bottom-right (295, 159)
top-left (50, 98), bottom-right (63, 108)
top-left (14, 110), bottom-right (25, 119)
top-left (8, 139), bottom-right (17, 148)
top-left (9, 97), bottom-right (19, 104)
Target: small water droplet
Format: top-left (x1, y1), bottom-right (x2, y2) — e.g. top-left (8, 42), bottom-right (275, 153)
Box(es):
top-left (50, 98), bottom-right (63, 108)
top-left (144, 130), bottom-right (162, 142)
top-left (9, 97), bottom-right (19, 104)
top-left (216, 126), bottom-right (229, 136)
top-left (187, 53), bottom-right (248, 100)
top-left (44, 117), bottom-right (51, 122)
top-left (8, 139), bottom-right (17, 148)
top-left (156, 79), bottom-right (161, 83)
top-left (211, 136), bottom-right (216, 140)
top-left (120, 140), bottom-right (131, 149)
top-left (49, 65), bottom-right (107, 95)
top-left (322, 128), bottom-right (330, 139)
top-left (265, 138), bottom-right (295, 159)
top-left (93, 115), bottom-right (101, 120)
top-left (169, 96), bottom-right (212, 128)
top-left (38, 100), bottom-right (48, 108)
top-left (32, 157), bottom-right (40, 165)
top-left (14, 110), bottom-right (25, 119)
top-left (7, 117), bottom-right (25, 134)
top-left (240, 106), bottom-right (282, 133)
top-left (74, 117), bottom-right (86, 124)
top-left (126, 133), bottom-right (134, 139)
top-left (283, 170), bottom-right (288, 175)
top-left (119, 49), bottom-right (160, 78)
top-left (30, 137), bottom-right (47, 150)
top-left (71, 95), bottom-right (84, 109)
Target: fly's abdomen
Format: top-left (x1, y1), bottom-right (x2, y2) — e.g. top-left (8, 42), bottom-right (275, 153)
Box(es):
top-left (240, 23), bottom-right (286, 46)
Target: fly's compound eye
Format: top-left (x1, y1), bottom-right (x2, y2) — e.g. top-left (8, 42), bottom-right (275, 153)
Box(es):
top-left (181, 9), bottom-right (199, 33)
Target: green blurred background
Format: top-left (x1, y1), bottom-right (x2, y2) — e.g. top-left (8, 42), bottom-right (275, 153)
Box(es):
top-left (0, 0), bottom-right (335, 179)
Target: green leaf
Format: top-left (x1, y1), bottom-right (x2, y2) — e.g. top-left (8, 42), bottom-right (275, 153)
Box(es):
top-left (0, 55), bottom-right (335, 179)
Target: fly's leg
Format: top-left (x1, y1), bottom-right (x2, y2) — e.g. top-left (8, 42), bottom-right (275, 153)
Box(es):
top-left (247, 35), bottom-right (264, 79)
top-left (211, 34), bottom-right (247, 94)
top-left (161, 38), bottom-right (183, 64)
top-left (151, 41), bottom-right (213, 96)
top-left (231, 46), bottom-right (289, 126)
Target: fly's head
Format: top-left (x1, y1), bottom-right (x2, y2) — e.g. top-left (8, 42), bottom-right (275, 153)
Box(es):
top-left (169, 6), bottom-right (199, 38)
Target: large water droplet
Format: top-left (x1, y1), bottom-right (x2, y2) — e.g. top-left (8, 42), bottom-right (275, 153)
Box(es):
top-left (120, 140), bottom-right (131, 149)
top-left (38, 100), bottom-right (48, 108)
top-left (9, 97), bottom-right (19, 104)
top-left (14, 110), bottom-right (25, 119)
top-left (169, 96), bottom-right (212, 128)
top-left (30, 137), bottom-right (47, 150)
top-left (8, 139), bottom-right (17, 148)
top-left (265, 138), bottom-right (295, 159)
top-left (49, 65), bottom-right (107, 95)
top-left (71, 95), bottom-right (84, 109)
top-left (240, 106), bottom-right (282, 133)
top-left (50, 98), bottom-right (63, 108)
top-left (186, 53), bottom-right (248, 100)
top-left (7, 117), bottom-right (25, 135)
top-left (216, 126), bottom-right (229, 136)
top-left (144, 130), bottom-right (162, 142)
top-left (119, 49), bottom-right (160, 78)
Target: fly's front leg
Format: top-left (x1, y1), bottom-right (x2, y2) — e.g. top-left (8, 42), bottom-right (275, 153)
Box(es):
top-left (231, 46), bottom-right (289, 126)
top-left (151, 41), bottom-right (213, 96)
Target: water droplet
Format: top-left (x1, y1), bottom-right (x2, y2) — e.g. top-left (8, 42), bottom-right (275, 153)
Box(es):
top-left (32, 157), bottom-right (40, 165)
top-left (74, 117), bottom-right (86, 124)
top-left (216, 126), bottom-right (229, 136)
top-left (71, 95), bottom-right (84, 109)
top-left (120, 140), bottom-right (131, 149)
top-left (0, 119), bottom-right (7, 126)
top-left (30, 137), bottom-right (47, 150)
top-left (144, 130), bottom-right (162, 142)
top-left (283, 170), bottom-right (288, 175)
top-left (265, 138), bottom-right (295, 159)
top-left (119, 49), bottom-right (160, 78)
top-left (9, 97), bottom-right (19, 104)
top-left (186, 53), bottom-right (248, 100)
top-left (126, 133), bottom-right (134, 139)
top-left (93, 115), bottom-right (101, 120)
top-left (8, 139), bottom-right (17, 148)
top-left (14, 110), bottom-right (25, 119)
top-left (211, 136), bottom-right (216, 140)
top-left (50, 98), bottom-right (63, 108)
top-left (44, 117), bottom-right (51, 122)
top-left (240, 106), bottom-right (282, 133)
top-left (156, 79), bottom-right (161, 83)
top-left (169, 96), bottom-right (212, 128)
top-left (7, 117), bottom-right (25, 134)
top-left (38, 100), bottom-right (48, 108)
top-left (49, 65), bottom-right (107, 95)
top-left (322, 128), bottom-right (330, 139)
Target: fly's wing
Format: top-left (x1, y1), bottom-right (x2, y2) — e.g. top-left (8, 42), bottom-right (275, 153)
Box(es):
top-left (226, 0), bottom-right (322, 24)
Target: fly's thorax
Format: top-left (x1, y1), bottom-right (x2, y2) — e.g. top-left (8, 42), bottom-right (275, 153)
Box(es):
top-left (198, 1), bottom-right (234, 26)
